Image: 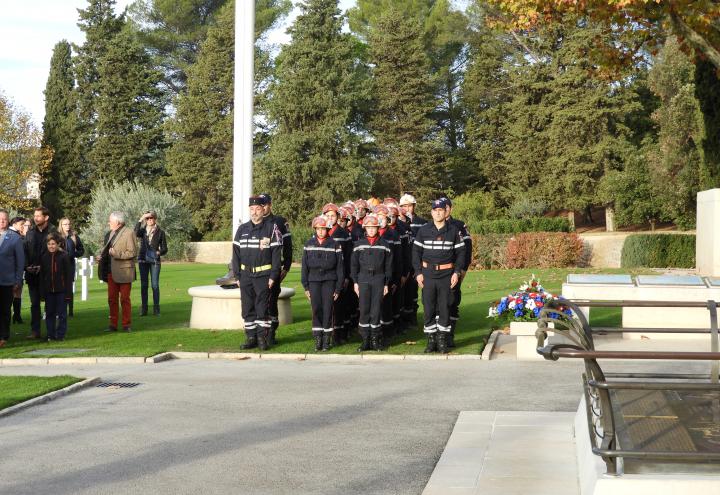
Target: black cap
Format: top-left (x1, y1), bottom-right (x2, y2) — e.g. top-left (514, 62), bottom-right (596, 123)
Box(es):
top-left (432, 198), bottom-right (447, 210)
top-left (440, 197), bottom-right (452, 207)
top-left (249, 196), bottom-right (265, 206)
top-left (259, 193), bottom-right (272, 204)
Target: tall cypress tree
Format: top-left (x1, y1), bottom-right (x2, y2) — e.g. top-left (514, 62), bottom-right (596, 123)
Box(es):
top-left (90, 26), bottom-right (166, 182)
top-left (368, 9), bottom-right (441, 201)
top-left (42, 40), bottom-right (82, 221)
top-left (256, 0), bottom-right (372, 224)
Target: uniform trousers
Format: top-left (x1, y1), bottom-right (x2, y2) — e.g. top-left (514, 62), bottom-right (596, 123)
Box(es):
top-left (268, 282), bottom-right (281, 327)
top-left (358, 275), bottom-right (385, 338)
top-left (422, 271), bottom-right (452, 334)
top-left (241, 276), bottom-right (271, 339)
top-left (309, 280), bottom-right (335, 335)
top-left (402, 273), bottom-right (419, 322)
top-left (450, 281), bottom-right (463, 330)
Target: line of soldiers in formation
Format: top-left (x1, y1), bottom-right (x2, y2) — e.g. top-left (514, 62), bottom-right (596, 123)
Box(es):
top-left (230, 193), bottom-right (471, 354)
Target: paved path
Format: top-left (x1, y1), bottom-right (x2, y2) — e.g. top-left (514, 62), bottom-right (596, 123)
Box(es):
top-left (0, 359), bottom-right (586, 495)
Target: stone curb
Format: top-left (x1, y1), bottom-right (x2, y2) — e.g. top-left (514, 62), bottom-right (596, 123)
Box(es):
top-left (0, 352), bottom-right (482, 366)
top-left (0, 377), bottom-right (101, 419)
top-left (481, 330), bottom-right (500, 360)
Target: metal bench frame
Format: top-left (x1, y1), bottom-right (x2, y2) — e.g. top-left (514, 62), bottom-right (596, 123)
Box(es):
top-left (536, 298), bottom-right (720, 475)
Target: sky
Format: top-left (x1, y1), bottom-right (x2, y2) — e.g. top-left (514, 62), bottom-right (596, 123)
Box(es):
top-left (0, 0), bottom-right (358, 126)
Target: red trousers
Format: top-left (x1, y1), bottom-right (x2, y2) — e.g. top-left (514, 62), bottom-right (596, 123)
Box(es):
top-left (107, 273), bottom-right (132, 328)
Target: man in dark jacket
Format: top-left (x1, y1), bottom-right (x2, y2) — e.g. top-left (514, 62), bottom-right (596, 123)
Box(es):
top-left (232, 196), bottom-right (283, 351)
top-left (258, 193), bottom-right (292, 345)
top-left (413, 199), bottom-right (466, 354)
top-left (24, 206), bottom-right (57, 339)
top-left (0, 209), bottom-right (25, 347)
top-left (400, 194), bottom-right (426, 327)
top-left (442, 197), bottom-right (472, 348)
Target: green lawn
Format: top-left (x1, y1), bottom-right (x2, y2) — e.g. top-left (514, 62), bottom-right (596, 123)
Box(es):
top-left (0, 263), bottom-right (640, 359)
top-left (0, 375), bottom-right (83, 410)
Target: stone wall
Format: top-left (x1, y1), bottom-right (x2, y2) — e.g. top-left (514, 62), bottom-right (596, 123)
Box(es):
top-left (186, 241), bottom-right (232, 264)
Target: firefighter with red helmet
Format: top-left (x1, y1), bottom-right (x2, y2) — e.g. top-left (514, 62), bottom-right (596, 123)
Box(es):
top-left (322, 203), bottom-right (352, 344)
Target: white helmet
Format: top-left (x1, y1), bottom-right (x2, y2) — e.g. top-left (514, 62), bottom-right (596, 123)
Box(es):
top-left (399, 194), bottom-right (416, 206)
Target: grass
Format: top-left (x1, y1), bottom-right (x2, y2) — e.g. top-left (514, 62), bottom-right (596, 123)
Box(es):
top-left (0, 375), bottom-right (83, 410)
top-left (0, 263), bottom-right (646, 359)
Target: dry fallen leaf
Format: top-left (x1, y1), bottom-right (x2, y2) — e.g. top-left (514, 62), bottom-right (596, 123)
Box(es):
top-left (641, 335), bottom-right (650, 340)
top-left (405, 341), bottom-right (417, 345)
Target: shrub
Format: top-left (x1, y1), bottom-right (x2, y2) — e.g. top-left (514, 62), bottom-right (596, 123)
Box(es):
top-left (620, 234), bottom-right (695, 268)
top-left (82, 181), bottom-right (192, 260)
top-left (506, 233), bottom-right (584, 268)
top-left (507, 197), bottom-right (548, 219)
top-left (450, 191), bottom-right (502, 232)
top-left (472, 217), bottom-right (570, 235)
top-left (292, 225), bottom-right (314, 263)
top-left (471, 234), bottom-right (512, 270)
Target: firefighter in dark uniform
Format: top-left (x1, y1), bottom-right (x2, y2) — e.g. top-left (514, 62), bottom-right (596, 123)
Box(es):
top-left (441, 197), bottom-right (472, 348)
top-left (258, 193), bottom-right (292, 345)
top-left (399, 194), bottom-right (427, 327)
top-left (322, 203), bottom-right (352, 344)
top-left (338, 206), bottom-right (360, 333)
top-left (373, 205), bottom-right (401, 338)
top-left (351, 214), bottom-right (393, 351)
top-left (413, 198), bottom-right (466, 354)
top-left (301, 216), bottom-right (345, 352)
top-left (386, 204), bottom-right (411, 333)
top-left (232, 196), bottom-right (283, 350)
top-left (353, 199), bottom-right (371, 233)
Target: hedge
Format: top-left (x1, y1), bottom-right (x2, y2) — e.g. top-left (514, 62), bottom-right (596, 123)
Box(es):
top-left (472, 217), bottom-right (570, 235)
top-left (620, 234), bottom-right (695, 268)
top-left (470, 232), bottom-right (584, 269)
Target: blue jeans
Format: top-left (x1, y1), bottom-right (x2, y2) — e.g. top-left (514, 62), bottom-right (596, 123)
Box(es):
top-left (139, 262), bottom-right (161, 308)
top-left (45, 292), bottom-right (67, 340)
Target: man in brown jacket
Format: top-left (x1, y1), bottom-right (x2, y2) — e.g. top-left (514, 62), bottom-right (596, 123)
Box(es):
top-left (102, 212), bottom-right (137, 332)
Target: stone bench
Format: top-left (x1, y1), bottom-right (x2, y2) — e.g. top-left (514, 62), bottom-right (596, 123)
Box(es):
top-left (187, 285), bottom-right (295, 330)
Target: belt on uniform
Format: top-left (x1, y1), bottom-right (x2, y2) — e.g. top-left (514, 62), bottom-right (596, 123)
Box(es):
top-left (240, 263), bottom-right (272, 273)
top-left (422, 261), bottom-right (454, 271)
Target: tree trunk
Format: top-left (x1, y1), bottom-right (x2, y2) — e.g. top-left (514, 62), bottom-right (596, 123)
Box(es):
top-left (567, 210), bottom-right (576, 231)
top-left (605, 205), bottom-right (615, 232)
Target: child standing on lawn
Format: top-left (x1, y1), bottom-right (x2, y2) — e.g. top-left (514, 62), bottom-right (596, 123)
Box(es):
top-left (40, 233), bottom-right (74, 341)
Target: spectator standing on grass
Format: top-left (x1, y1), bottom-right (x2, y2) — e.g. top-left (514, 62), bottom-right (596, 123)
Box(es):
top-left (24, 206), bottom-right (57, 339)
top-left (97, 212), bottom-right (137, 333)
top-left (58, 217), bottom-right (85, 317)
top-left (0, 209), bottom-right (25, 347)
top-left (40, 233), bottom-right (73, 341)
top-left (9, 216), bottom-right (26, 324)
top-left (135, 210), bottom-right (168, 317)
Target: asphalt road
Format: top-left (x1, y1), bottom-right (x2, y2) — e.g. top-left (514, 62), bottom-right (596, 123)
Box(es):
top-left (0, 358), bottom-right (587, 495)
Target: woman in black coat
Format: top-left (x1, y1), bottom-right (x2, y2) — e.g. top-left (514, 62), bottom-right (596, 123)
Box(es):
top-left (58, 217), bottom-right (85, 317)
top-left (135, 210), bottom-right (168, 316)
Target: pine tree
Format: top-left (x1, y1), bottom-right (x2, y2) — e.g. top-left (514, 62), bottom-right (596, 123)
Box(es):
top-left (368, 9), bottom-right (441, 201)
top-left (163, 0), bottom-right (290, 236)
top-left (41, 41), bottom-right (83, 222)
top-left (90, 26), bottom-right (166, 182)
top-left (256, 0), bottom-right (372, 225)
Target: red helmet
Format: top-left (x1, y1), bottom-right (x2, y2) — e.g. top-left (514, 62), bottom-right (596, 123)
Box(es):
top-left (387, 205), bottom-right (399, 217)
top-left (339, 206), bottom-right (354, 220)
top-left (362, 214), bottom-right (380, 228)
top-left (322, 203), bottom-right (339, 214)
top-left (354, 199), bottom-right (369, 211)
top-left (383, 197), bottom-right (399, 206)
top-left (373, 204), bottom-right (389, 217)
top-left (343, 201), bottom-right (355, 210)
top-left (311, 216), bottom-right (329, 229)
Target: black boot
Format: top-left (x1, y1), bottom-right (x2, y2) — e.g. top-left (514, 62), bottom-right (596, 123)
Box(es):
top-left (314, 333), bottom-right (323, 352)
top-left (371, 333), bottom-right (383, 351)
top-left (258, 332), bottom-right (269, 351)
top-left (153, 305), bottom-right (160, 316)
top-left (322, 332), bottom-right (332, 351)
top-left (424, 333), bottom-right (437, 353)
top-left (448, 321), bottom-right (456, 348)
top-left (269, 329), bottom-right (277, 346)
top-left (437, 332), bottom-right (449, 354)
top-left (241, 335), bottom-right (258, 350)
top-left (357, 334), bottom-right (371, 352)
top-left (140, 305), bottom-right (148, 317)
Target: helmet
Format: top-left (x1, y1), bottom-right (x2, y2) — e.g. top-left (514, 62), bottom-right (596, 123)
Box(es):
top-left (399, 194), bottom-right (416, 206)
top-left (343, 201), bottom-right (355, 210)
top-left (383, 197), bottom-right (399, 206)
top-left (312, 216), bottom-right (329, 229)
top-left (322, 203), bottom-right (339, 214)
top-left (354, 199), bottom-right (370, 211)
top-left (373, 204), bottom-right (389, 217)
top-left (362, 214), bottom-right (379, 228)
top-left (368, 197), bottom-right (381, 207)
top-left (387, 205), bottom-right (399, 217)
top-left (339, 206), bottom-right (354, 220)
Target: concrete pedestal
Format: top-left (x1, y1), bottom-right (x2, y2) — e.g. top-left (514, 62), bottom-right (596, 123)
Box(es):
top-left (187, 285), bottom-right (295, 330)
top-left (697, 189), bottom-right (720, 277)
top-left (509, 321), bottom-right (560, 360)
